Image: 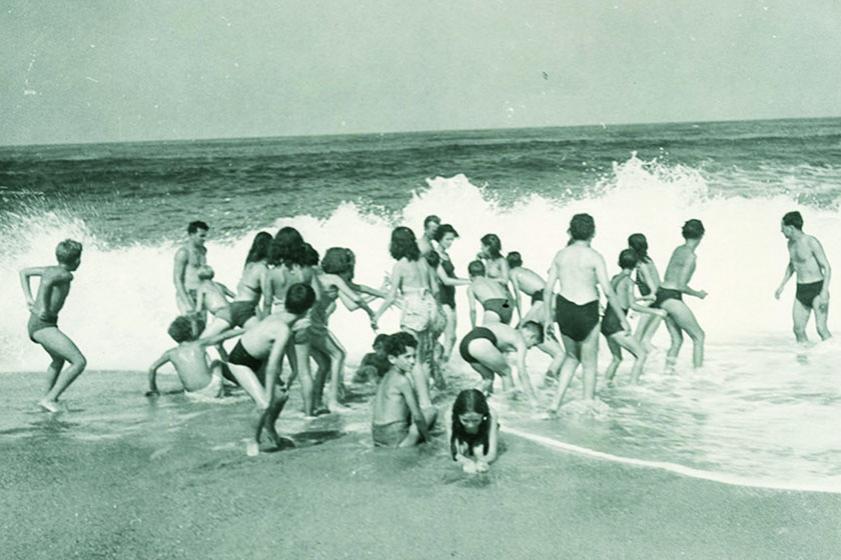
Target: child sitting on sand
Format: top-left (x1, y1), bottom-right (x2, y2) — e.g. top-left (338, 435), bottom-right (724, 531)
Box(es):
top-left (450, 389), bottom-right (499, 473)
top-left (353, 333), bottom-right (390, 382)
top-left (371, 332), bottom-right (437, 448)
top-left (146, 316), bottom-right (243, 400)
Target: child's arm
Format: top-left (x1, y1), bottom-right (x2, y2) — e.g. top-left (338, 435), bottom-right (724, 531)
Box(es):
top-left (197, 328), bottom-right (244, 348)
top-left (476, 412), bottom-right (500, 465)
top-left (514, 338), bottom-right (538, 404)
top-left (467, 286), bottom-right (477, 328)
top-left (350, 281), bottom-right (388, 299)
top-left (264, 326), bottom-right (291, 405)
top-left (510, 271), bottom-right (523, 322)
top-left (195, 287), bottom-right (207, 313)
top-left (626, 278), bottom-right (667, 318)
top-left (400, 379), bottom-right (430, 442)
top-left (257, 266), bottom-right (271, 319)
top-left (19, 267), bottom-right (45, 310)
top-left (373, 264), bottom-right (402, 322)
top-left (218, 282), bottom-right (236, 300)
top-left (147, 351), bottom-right (172, 395)
top-left (436, 265), bottom-right (470, 287)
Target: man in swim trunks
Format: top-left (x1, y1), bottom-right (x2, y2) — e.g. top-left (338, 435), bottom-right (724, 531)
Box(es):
top-left (19, 239), bottom-right (87, 412)
top-left (467, 260), bottom-right (515, 325)
top-left (458, 321), bottom-right (543, 404)
top-left (656, 219), bottom-right (708, 370)
top-left (775, 211), bottom-right (832, 343)
top-left (418, 214), bottom-right (441, 256)
top-left (544, 214), bottom-right (630, 413)
top-left (173, 220), bottom-right (209, 333)
top-left (226, 282), bottom-right (316, 449)
top-left (371, 332), bottom-right (437, 448)
top-left (507, 251), bottom-right (565, 382)
top-left (146, 316), bottom-right (243, 400)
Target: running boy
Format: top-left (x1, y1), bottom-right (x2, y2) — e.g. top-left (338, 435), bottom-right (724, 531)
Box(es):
top-left (19, 239), bottom-right (86, 412)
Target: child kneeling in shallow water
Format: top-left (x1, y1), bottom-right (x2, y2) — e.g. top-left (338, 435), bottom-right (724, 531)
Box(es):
top-left (450, 389), bottom-right (499, 473)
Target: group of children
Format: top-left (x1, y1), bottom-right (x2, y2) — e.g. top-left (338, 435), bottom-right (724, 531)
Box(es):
top-left (19, 209), bottom-right (831, 472)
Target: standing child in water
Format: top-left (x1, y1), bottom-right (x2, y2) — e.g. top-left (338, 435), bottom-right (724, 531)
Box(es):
top-left (602, 250), bottom-right (668, 384)
top-left (450, 389), bottom-right (499, 474)
top-left (19, 239), bottom-right (87, 412)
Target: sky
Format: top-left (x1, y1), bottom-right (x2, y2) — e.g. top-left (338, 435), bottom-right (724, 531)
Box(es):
top-left (2, 0), bottom-right (841, 145)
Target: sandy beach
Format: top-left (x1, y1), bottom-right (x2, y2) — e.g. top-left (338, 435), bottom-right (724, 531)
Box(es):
top-left (1, 372), bottom-right (839, 560)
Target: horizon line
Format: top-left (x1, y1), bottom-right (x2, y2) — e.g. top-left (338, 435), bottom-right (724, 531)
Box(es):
top-left (2, 113), bottom-right (840, 150)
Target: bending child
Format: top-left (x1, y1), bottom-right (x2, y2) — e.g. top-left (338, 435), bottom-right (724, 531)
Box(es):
top-left (450, 389), bottom-right (499, 474)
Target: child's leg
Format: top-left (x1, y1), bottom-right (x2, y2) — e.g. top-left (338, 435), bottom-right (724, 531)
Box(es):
top-left (43, 348), bottom-right (65, 393)
top-left (442, 305), bottom-right (457, 362)
top-left (324, 333), bottom-right (347, 409)
top-left (614, 333), bottom-right (649, 383)
top-left (579, 327), bottom-right (600, 400)
top-left (226, 364), bottom-right (269, 409)
top-left (538, 339), bottom-right (565, 380)
top-left (34, 328), bottom-right (86, 410)
top-left (549, 335), bottom-right (581, 412)
top-left (604, 336), bottom-right (623, 383)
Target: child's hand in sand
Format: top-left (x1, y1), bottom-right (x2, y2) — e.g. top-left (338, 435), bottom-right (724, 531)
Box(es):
top-left (462, 461), bottom-right (477, 474)
top-left (475, 461), bottom-right (489, 473)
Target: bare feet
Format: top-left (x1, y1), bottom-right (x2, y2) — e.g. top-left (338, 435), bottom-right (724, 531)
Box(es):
top-left (38, 399), bottom-right (63, 413)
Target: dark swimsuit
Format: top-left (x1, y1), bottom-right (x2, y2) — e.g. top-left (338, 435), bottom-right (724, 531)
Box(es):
top-left (601, 307), bottom-right (629, 337)
top-left (438, 259), bottom-right (457, 309)
top-left (555, 295), bottom-right (600, 342)
top-left (459, 327), bottom-right (498, 364)
top-left (218, 301), bottom-right (257, 328)
top-left (530, 291), bottom-right (544, 305)
top-left (796, 281), bottom-right (824, 308)
top-left (634, 271), bottom-right (652, 297)
top-left (483, 298), bottom-right (513, 324)
top-left (27, 313), bottom-right (58, 342)
top-left (652, 288), bottom-right (682, 309)
top-left (229, 340), bottom-right (264, 372)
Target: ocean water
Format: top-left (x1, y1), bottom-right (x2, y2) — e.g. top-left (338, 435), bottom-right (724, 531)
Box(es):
top-left (2, 117), bottom-right (841, 492)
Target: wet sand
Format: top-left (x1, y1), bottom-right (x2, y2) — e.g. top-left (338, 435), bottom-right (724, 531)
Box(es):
top-left (2, 401), bottom-right (840, 560)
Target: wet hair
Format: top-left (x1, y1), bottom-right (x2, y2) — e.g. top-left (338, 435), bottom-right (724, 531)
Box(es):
top-left (506, 251), bottom-right (523, 269)
top-left (197, 265), bottom-right (215, 280)
top-left (321, 247), bottom-right (353, 275)
top-left (618, 249), bottom-right (638, 270)
top-left (55, 239), bottom-right (82, 265)
top-left (167, 316), bottom-right (196, 343)
top-left (520, 320), bottom-right (544, 345)
top-left (450, 389), bottom-right (491, 460)
top-left (681, 219), bottom-right (705, 240)
top-left (569, 214), bottom-right (595, 241)
top-left (284, 283), bottom-right (316, 315)
top-left (389, 226), bottom-right (421, 261)
top-left (187, 221), bottom-right (209, 234)
top-left (301, 243), bottom-right (320, 267)
top-left (383, 331), bottom-right (418, 358)
top-left (480, 233), bottom-right (502, 259)
top-left (423, 215), bottom-right (441, 229)
top-left (270, 227), bottom-right (306, 267)
top-left (782, 211), bottom-right (803, 230)
top-left (433, 223), bottom-right (459, 242)
top-left (245, 231), bottom-right (272, 265)
top-left (425, 249), bottom-right (441, 268)
top-left (468, 260), bottom-right (486, 277)
top-left (627, 233), bottom-right (650, 263)
top-left (372, 333), bottom-right (389, 348)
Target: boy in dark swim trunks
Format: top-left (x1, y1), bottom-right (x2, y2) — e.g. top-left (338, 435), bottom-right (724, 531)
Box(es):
top-left (775, 211), bottom-right (832, 343)
top-left (458, 321), bottom-right (542, 404)
top-left (226, 283), bottom-right (316, 449)
top-left (467, 260), bottom-right (515, 325)
top-left (544, 214), bottom-right (630, 413)
top-left (371, 333), bottom-right (437, 448)
top-left (146, 317), bottom-right (243, 400)
top-left (602, 250), bottom-right (668, 384)
top-left (19, 239), bottom-right (87, 412)
top-left (658, 219), bottom-right (708, 370)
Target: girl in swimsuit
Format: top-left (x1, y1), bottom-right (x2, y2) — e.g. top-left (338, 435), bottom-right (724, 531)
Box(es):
top-left (628, 233), bottom-right (663, 351)
top-left (479, 233), bottom-right (520, 322)
top-left (374, 227), bottom-right (441, 408)
top-left (433, 224), bottom-right (470, 365)
top-left (450, 389), bottom-right (499, 474)
top-left (200, 231), bottom-right (271, 340)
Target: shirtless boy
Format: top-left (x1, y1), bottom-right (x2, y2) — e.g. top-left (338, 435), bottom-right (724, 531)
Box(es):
top-left (19, 239), bottom-right (86, 412)
top-left (195, 266), bottom-right (235, 318)
top-left (226, 283), bottom-right (316, 447)
top-left (418, 214), bottom-right (441, 256)
top-left (545, 214), bottom-right (630, 412)
top-left (173, 221), bottom-right (209, 330)
top-left (507, 251), bottom-right (565, 382)
top-left (467, 260), bottom-right (515, 325)
top-left (146, 317), bottom-right (242, 400)
top-left (655, 219), bottom-right (707, 369)
top-left (371, 332), bottom-right (438, 448)
top-left (775, 211), bottom-right (831, 343)
top-left (458, 321), bottom-right (542, 403)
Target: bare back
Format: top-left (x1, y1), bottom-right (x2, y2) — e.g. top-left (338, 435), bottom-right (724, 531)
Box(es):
top-left (35, 266), bottom-right (73, 318)
top-left (661, 245), bottom-right (696, 290)
top-left (470, 277), bottom-right (509, 302)
top-left (240, 313), bottom-right (294, 358)
top-left (395, 258), bottom-right (435, 293)
top-left (550, 245), bottom-right (601, 303)
top-left (511, 267), bottom-right (545, 296)
top-left (372, 371), bottom-right (411, 425)
top-left (234, 261), bottom-right (267, 303)
top-left (168, 344), bottom-right (213, 391)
